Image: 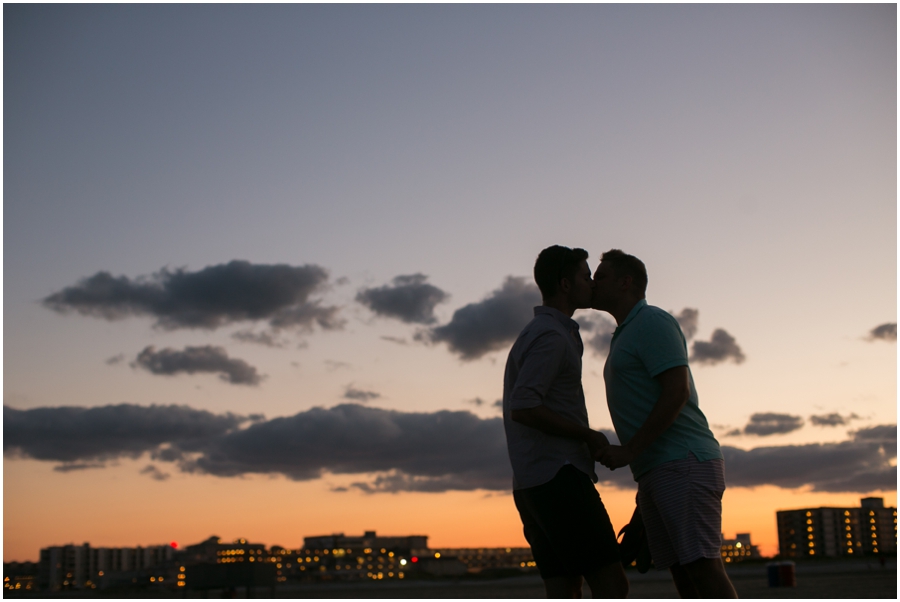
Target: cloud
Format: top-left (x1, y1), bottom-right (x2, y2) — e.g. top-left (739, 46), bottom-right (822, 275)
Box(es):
top-left (105, 353), bottom-right (125, 365)
top-left (426, 276), bottom-right (541, 360)
top-left (53, 462), bottom-right (106, 472)
top-left (343, 386), bottom-right (381, 402)
top-left (867, 323), bottom-right (897, 342)
top-left (133, 345), bottom-right (263, 386)
top-left (850, 424), bottom-right (897, 443)
top-left (671, 308), bottom-right (699, 340)
top-left (231, 329), bottom-right (286, 348)
top-left (466, 398), bottom-right (502, 412)
top-left (741, 413), bottom-right (804, 436)
top-left (324, 360), bottom-right (352, 371)
top-left (691, 328), bottom-right (746, 365)
top-left (140, 464), bottom-right (171, 481)
top-left (4, 404), bottom-right (248, 463)
top-left (6, 404), bottom-right (895, 494)
top-left (42, 260), bottom-right (342, 333)
top-left (356, 274), bottom-right (449, 325)
top-left (722, 425), bottom-right (896, 492)
top-left (809, 413), bottom-right (860, 427)
top-left (180, 404), bottom-right (512, 492)
top-left (577, 313), bottom-right (617, 356)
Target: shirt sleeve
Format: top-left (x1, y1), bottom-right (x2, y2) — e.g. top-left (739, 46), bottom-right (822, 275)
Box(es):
top-left (509, 330), bottom-right (568, 411)
top-left (637, 311), bottom-right (689, 378)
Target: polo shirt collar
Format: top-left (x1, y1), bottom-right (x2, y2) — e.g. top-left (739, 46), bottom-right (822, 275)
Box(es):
top-left (534, 305), bottom-right (580, 331)
top-left (612, 299), bottom-right (647, 338)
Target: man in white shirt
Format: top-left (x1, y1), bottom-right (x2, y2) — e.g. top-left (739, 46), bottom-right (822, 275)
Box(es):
top-left (503, 245), bottom-right (628, 599)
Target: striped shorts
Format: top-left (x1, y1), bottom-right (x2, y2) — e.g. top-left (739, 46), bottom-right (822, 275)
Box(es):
top-left (637, 453), bottom-right (725, 570)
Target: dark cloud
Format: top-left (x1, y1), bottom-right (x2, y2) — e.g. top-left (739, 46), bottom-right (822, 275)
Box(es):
top-left (426, 276), bottom-right (541, 360)
top-left (380, 336), bottom-right (408, 345)
top-left (6, 404), bottom-right (895, 494)
top-left (356, 274), bottom-right (449, 325)
top-left (691, 328), bottom-right (745, 365)
top-left (53, 462), bottom-right (106, 472)
top-left (231, 329), bottom-right (286, 348)
top-left (105, 353), bottom-right (125, 365)
top-left (671, 308), bottom-right (699, 340)
top-left (466, 398), bottom-right (502, 412)
top-left (180, 404), bottom-right (512, 492)
top-left (42, 260), bottom-right (341, 332)
top-left (741, 413), bottom-right (804, 436)
top-left (140, 464), bottom-right (171, 481)
top-left (343, 386), bottom-right (381, 402)
top-left (867, 323), bottom-right (897, 342)
top-left (577, 313), bottom-right (616, 356)
top-left (809, 413), bottom-right (860, 427)
top-left (133, 345), bottom-right (263, 386)
top-left (722, 425), bottom-right (896, 492)
top-left (850, 424), bottom-right (897, 443)
top-left (4, 404), bottom-right (248, 463)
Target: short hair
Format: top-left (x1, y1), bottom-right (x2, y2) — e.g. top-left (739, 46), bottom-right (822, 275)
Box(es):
top-left (600, 249), bottom-right (648, 296)
top-left (533, 245), bottom-right (589, 299)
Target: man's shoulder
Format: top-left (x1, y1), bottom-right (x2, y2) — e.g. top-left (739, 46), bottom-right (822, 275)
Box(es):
top-left (635, 304), bottom-right (679, 326)
top-left (628, 304), bottom-right (684, 340)
top-left (511, 313), bottom-right (566, 351)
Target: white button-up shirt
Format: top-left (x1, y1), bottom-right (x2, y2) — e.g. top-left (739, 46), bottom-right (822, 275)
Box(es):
top-left (503, 306), bottom-right (597, 490)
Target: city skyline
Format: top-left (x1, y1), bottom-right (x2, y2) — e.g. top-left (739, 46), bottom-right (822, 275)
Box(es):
top-left (4, 4), bottom-right (896, 562)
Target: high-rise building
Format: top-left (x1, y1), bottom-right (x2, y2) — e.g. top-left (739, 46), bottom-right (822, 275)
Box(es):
top-left (37, 543), bottom-right (176, 590)
top-left (777, 497), bottom-right (897, 559)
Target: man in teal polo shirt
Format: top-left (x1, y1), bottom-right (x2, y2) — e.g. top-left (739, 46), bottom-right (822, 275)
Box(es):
top-left (590, 249), bottom-right (737, 599)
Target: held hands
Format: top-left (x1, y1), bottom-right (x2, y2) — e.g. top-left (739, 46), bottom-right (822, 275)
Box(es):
top-left (597, 444), bottom-right (635, 470)
top-left (586, 430), bottom-right (611, 462)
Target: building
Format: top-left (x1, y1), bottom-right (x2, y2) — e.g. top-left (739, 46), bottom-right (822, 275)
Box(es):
top-left (720, 533), bottom-right (760, 563)
top-left (425, 547), bottom-right (536, 573)
top-left (37, 542), bottom-right (178, 591)
top-left (777, 497), bottom-right (897, 559)
top-left (4, 561), bottom-right (38, 593)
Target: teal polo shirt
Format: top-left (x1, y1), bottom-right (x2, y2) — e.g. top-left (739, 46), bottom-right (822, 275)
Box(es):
top-left (603, 299), bottom-right (722, 480)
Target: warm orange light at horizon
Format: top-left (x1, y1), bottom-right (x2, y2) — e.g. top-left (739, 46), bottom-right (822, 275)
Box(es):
top-left (4, 458), bottom-right (894, 563)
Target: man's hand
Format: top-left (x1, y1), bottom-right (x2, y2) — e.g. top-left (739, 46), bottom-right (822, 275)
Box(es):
top-left (598, 444), bottom-right (635, 470)
top-left (586, 430), bottom-right (611, 460)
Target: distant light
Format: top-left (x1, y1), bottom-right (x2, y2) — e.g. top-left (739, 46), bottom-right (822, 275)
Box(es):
top-left (170, 541), bottom-right (178, 549)
top-left (400, 559), bottom-right (407, 566)
top-left (411, 557), bottom-right (418, 563)
top-left (434, 553), bottom-right (441, 559)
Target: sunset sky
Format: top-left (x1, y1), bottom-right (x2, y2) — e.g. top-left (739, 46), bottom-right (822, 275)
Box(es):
top-left (4, 4), bottom-right (896, 562)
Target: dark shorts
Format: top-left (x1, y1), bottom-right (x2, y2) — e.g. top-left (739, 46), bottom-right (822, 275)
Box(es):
top-left (513, 464), bottom-right (621, 579)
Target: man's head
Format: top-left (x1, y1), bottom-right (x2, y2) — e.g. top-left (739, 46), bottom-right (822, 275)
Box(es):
top-left (591, 249), bottom-right (647, 311)
top-left (534, 245), bottom-right (593, 309)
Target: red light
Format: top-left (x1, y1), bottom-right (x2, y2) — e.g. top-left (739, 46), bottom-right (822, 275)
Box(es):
top-left (411, 557), bottom-right (418, 563)
top-left (170, 542), bottom-right (178, 549)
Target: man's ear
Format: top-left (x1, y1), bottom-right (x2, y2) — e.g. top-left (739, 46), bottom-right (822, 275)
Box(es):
top-left (558, 277), bottom-right (572, 294)
top-left (619, 275), bottom-right (633, 290)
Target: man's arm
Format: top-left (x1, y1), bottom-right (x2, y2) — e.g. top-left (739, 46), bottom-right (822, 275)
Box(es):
top-left (598, 365), bottom-right (690, 469)
top-left (512, 405), bottom-right (610, 458)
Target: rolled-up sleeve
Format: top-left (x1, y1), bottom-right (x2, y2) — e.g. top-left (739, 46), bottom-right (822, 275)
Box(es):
top-left (509, 331), bottom-right (567, 411)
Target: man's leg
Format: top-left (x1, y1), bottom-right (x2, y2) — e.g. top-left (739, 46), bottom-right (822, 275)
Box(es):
top-left (668, 563), bottom-right (699, 598)
top-left (544, 575), bottom-right (584, 598)
top-left (681, 557), bottom-right (737, 598)
top-left (584, 561), bottom-right (629, 599)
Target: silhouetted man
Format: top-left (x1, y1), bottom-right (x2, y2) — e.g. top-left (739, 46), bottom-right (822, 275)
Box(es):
top-left (502, 245), bottom-right (628, 599)
top-left (592, 249), bottom-right (737, 598)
